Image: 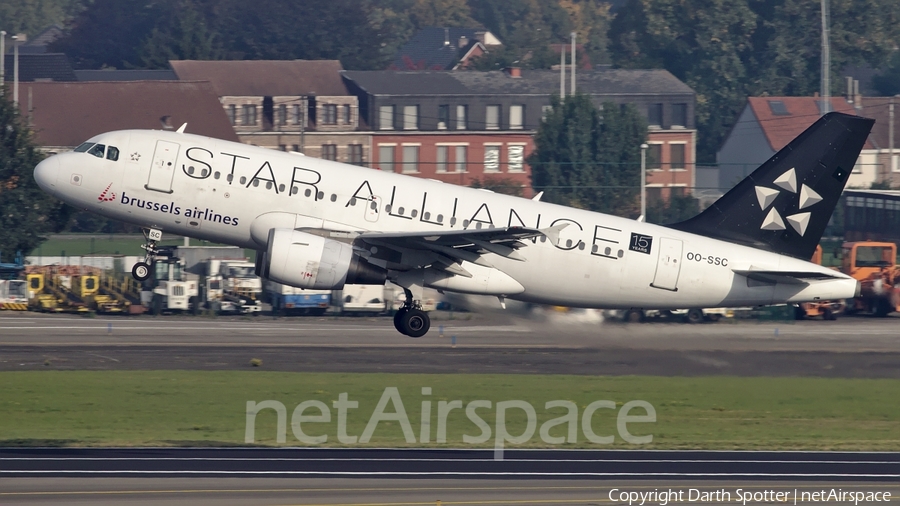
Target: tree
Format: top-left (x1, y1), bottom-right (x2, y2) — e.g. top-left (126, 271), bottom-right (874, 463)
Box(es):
top-left (0, 92), bottom-right (71, 259)
top-left (138, 1), bottom-right (222, 69)
top-left (528, 94), bottom-right (647, 217)
top-left (873, 51), bottom-right (900, 96)
top-left (0, 0), bottom-right (81, 38)
top-left (469, 177), bottom-right (525, 197)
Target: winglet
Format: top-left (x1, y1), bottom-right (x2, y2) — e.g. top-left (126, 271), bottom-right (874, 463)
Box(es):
top-left (539, 223), bottom-right (569, 246)
top-left (532, 191), bottom-right (543, 202)
top-left (176, 123), bottom-right (187, 134)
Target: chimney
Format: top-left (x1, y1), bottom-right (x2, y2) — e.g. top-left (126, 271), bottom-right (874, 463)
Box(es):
top-left (846, 76), bottom-right (854, 103)
top-left (458, 35), bottom-right (468, 48)
top-left (506, 67), bottom-right (521, 78)
top-left (443, 28), bottom-right (449, 46)
top-left (474, 31), bottom-right (486, 44)
top-left (854, 79), bottom-right (861, 108)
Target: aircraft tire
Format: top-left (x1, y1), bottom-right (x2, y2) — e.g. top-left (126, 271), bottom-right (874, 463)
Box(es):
top-left (132, 262), bottom-right (151, 281)
top-left (686, 308), bottom-right (704, 324)
top-left (623, 309), bottom-right (643, 323)
top-left (402, 309), bottom-right (430, 338)
top-left (393, 308), bottom-right (410, 335)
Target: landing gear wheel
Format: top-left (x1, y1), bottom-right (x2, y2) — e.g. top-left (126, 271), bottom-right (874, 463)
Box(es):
top-left (402, 308), bottom-right (430, 338)
top-left (823, 307), bottom-right (836, 321)
top-left (685, 308), bottom-right (704, 324)
top-left (132, 262), bottom-right (152, 281)
top-left (393, 308), bottom-right (410, 335)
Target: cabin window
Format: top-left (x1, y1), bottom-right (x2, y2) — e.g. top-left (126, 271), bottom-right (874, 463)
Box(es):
top-left (87, 144), bottom-right (106, 158)
top-left (106, 146), bottom-right (119, 161)
top-left (74, 142), bottom-right (94, 153)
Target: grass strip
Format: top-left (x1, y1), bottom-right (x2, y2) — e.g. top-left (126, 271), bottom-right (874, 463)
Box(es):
top-left (0, 371), bottom-right (897, 450)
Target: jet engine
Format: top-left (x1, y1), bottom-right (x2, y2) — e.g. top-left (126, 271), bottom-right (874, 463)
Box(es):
top-left (262, 228), bottom-right (385, 289)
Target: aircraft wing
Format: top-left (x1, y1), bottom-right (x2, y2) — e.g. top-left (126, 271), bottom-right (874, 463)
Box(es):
top-left (354, 225), bottom-right (566, 273)
top-left (731, 268), bottom-right (845, 285)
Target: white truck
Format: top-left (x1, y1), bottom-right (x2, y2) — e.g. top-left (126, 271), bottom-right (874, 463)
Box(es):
top-left (140, 250), bottom-right (199, 314)
top-left (333, 284), bottom-right (392, 315)
top-left (0, 279), bottom-right (29, 310)
top-left (205, 259), bottom-right (263, 314)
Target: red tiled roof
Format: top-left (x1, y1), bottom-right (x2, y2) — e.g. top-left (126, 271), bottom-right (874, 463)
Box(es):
top-left (852, 97), bottom-right (898, 150)
top-left (17, 81), bottom-right (238, 148)
top-left (170, 60), bottom-right (347, 96)
top-left (747, 96), bottom-right (867, 151)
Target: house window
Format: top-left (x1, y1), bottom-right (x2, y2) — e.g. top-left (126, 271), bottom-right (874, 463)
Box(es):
top-left (402, 145), bottom-right (419, 173)
top-left (672, 103), bottom-right (687, 127)
top-left (242, 104), bottom-right (257, 126)
top-left (456, 105), bottom-right (467, 130)
top-left (438, 105), bottom-right (449, 130)
top-left (379, 105), bottom-right (394, 130)
top-left (648, 144), bottom-right (662, 170)
top-left (509, 105), bottom-right (524, 129)
top-left (321, 144), bottom-right (337, 161)
top-left (486, 105), bottom-right (500, 130)
top-left (768, 100), bottom-right (790, 116)
top-left (508, 145), bottom-right (525, 172)
top-left (378, 145), bottom-right (394, 171)
top-left (292, 104), bottom-right (303, 125)
top-left (647, 103), bottom-right (662, 127)
top-left (323, 104), bottom-right (337, 125)
top-left (342, 104), bottom-right (351, 125)
top-left (436, 146), bottom-right (448, 173)
top-left (278, 144), bottom-right (287, 151)
top-left (276, 104), bottom-right (287, 126)
top-left (227, 104), bottom-right (236, 125)
top-left (484, 145), bottom-right (501, 172)
top-left (403, 105), bottom-right (418, 130)
top-left (671, 186), bottom-right (687, 198)
top-left (455, 146), bottom-right (467, 172)
top-left (349, 144), bottom-right (364, 166)
top-left (670, 144), bottom-right (685, 169)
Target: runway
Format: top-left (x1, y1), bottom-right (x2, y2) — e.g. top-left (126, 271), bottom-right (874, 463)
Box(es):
top-left (2, 447), bottom-right (898, 479)
top-left (1, 313), bottom-right (899, 377)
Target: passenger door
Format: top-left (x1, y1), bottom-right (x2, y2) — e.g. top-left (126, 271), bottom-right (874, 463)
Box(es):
top-left (146, 140), bottom-right (180, 193)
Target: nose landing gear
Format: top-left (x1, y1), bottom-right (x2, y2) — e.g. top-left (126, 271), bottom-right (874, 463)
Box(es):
top-left (393, 288), bottom-right (430, 338)
top-left (132, 228), bottom-right (163, 281)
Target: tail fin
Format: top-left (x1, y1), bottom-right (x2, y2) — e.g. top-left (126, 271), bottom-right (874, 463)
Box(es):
top-left (671, 112), bottom-right (874, 259)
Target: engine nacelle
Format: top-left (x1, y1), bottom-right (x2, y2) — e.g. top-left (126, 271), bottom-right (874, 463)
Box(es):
top-left (262, 228), bottom-right (385, 289)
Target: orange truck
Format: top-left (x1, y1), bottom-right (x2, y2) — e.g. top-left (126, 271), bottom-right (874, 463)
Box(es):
top-left (796, 246), bottom-right (844, 320)
top-left (841, 241), bottom-right (900, 317)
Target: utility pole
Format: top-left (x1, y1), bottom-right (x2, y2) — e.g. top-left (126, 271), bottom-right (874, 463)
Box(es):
top-left (1, 31), bottom-right (6, 92)
top-left (12, 34), bottom-right (20, 107)
top-left (820, 0), bottom-right (831, 115)
top-left (560, 44), bottom-right (565, 99)
top-left (570, 32), bottom-right (576, 95)
top-left (890, 98), bottom-right (895, 183)
top-left (640, 143), bottom-right (649, 219)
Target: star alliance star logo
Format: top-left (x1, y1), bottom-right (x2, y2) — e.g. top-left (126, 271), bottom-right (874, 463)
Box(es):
top-left (754, 167), bottom-right (822, 236)
top-left (130, 152), bottom-right (141, 161)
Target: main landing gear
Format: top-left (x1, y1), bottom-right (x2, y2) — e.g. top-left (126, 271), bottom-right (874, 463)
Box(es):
top-left (132, 228), bottom-right (163, 282)
top-left (393, 288), bottom-right (430, 338)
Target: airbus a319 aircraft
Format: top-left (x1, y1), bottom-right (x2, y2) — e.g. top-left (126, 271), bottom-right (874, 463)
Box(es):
top-left (33, 112), bottom-right (873, 337)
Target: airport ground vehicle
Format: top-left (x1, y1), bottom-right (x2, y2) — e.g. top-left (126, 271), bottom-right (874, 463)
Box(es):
top-left (0, 279), bottom-right (29, 310)
top-left (25, 267), bottom-right (132, 313)
top-left (334, 284), bottom-right (392, 315)
top-left (266, 280), bottom-right (330, 315)
top-left (614, 307), bottom-right (729, 323)
top-left (205, 259), bottom-right (262, 314)
top-left (141, 249), bottom-right (198, 314)
top-left (796, 245), bottom-right (845, 320)
top-left (841, 241), bottom-right (900, 316)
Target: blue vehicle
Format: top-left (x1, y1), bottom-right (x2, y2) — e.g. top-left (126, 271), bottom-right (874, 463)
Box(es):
top-left (266, 281), bottom-right (330, 316)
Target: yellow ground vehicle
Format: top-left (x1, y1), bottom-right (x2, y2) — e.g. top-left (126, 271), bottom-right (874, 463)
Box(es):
top-left (841, 241), bottom-right (900, 317)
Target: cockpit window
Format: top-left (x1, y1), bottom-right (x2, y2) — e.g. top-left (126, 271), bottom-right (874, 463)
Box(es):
top-left (74, 142), bottom-right (95, 153)
top-left (87, 144), bottom-right (106, 158)
top-left (106, 146), bottom-right (119, 161)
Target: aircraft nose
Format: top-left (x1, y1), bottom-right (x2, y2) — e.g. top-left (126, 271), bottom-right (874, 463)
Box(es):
top-left (34, 156), bottom-right (60, 190)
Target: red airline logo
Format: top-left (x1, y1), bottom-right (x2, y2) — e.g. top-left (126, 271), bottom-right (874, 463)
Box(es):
top-left (98, 183), bottom-right (117, 202)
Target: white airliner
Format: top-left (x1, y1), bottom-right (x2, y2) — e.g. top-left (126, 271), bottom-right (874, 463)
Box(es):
top-left (33, 113), bottom-right (873, 336)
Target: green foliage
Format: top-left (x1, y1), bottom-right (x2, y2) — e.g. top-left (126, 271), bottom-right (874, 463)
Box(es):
top-left (138, 1), bottom-right (222, 69)
top-left (646, 193), bottom-right (701, 225)
top-left (0, 0), bottom-right (81, 38)
top-left (872, 51), bottom-right (900, 96)
top-left (0, 92), bottom-right (71, 259)
top-left (609, 0), bottom-right (900, 162)
top-left (528, 94), bottom-right (647, 217)
top-left (468, 177), bottom-right (525, 197)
